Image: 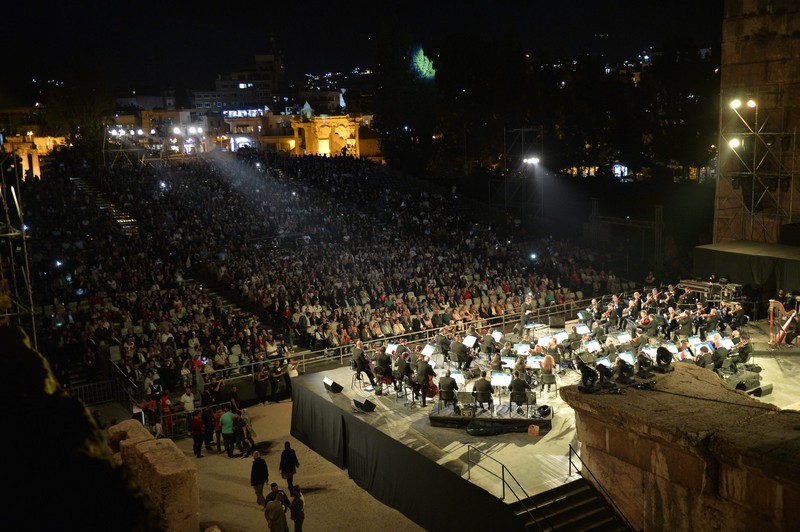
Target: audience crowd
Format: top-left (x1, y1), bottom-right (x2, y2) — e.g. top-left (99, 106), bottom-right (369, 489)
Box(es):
top-left (18, 153), bottom-right (619, 400)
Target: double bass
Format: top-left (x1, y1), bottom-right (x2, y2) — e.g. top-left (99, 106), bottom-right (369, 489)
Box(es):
top-left (426, 373), bottom-right (438, 399)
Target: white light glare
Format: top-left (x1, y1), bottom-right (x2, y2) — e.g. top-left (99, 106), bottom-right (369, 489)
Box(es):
top-left (729, 138), bottom-right (741, 149)
top-left (730, 99), bottom-right (741, 109)
top-left (523, 157), bottom-right (540, 165)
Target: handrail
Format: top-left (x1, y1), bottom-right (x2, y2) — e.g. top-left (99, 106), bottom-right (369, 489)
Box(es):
top-left (467, 444), bottom-right (552, 531)
top-left (568, 444), bottom-right (635, 531)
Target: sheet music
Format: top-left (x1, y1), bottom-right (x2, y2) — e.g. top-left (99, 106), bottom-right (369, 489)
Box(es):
top-left (584, 340), bottom-right (601, 353)
top-left (514, 343), bottom-right (531, 355)
top-left (618, 351), bottom-right (635, 365)
top-left (537, 336), bottom-right (552, 347)
top-left (491, 330), bottom-right (503, 342)
top-left (463, 335), bottom-right (478, 348)
top-left (490, 371), bottom-right (512, 387)
top-left (421, 344), bottom-right (435, 357)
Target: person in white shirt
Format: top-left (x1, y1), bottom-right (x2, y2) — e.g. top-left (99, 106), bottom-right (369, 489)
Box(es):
top-left (179, 387), bottom-right (196, 413)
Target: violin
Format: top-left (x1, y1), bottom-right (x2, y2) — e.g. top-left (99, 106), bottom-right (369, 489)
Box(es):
top-left (427, 374), bottom-right (438, 398)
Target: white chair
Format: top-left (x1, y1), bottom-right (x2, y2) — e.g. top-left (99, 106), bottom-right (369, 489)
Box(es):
top-left (109, 345), bottom-right (122, 363)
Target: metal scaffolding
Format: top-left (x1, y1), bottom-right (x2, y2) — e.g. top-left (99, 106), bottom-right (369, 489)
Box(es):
top-left (715, 90), bottom-right (797, 243)
top-left (0, 147), bottom-right (37, 348)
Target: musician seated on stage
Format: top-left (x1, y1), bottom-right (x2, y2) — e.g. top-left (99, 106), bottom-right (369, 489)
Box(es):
top-left (499, 341), bottom-right (514, 359)
top-left (677, 340), bottom-right (695, 363)
top-left (694, 345), bottom-right (714, 369)
top-left (602, 304), bottom-right (620, 333)
top-left (696, 307), bottom-right (720, 341)
top-left (472, 370), bottom-right (494, 411)
top-left (636, 311), bottom-right (659, 338)
top-left (732, 333), bottom-right (753, 365)
top-left (451, 333), bottom-right (473, 371)
top-left (540, 353), bottom-right (556, 391)
top-left (481, 328), bottom-right (498, 355)
top-left (490, 352), bottom-right (503, 372)
top-left (394, 351), bottom-right (418, 394)
top-left (438, 369), bottom-right (459, 409)
top-left (565, 326), bottom-right (583, 354)
top-left (351, 340), bottom-right (377, 387)
top-left (591, 321), bottom-right (606, 342)
top-left (373, 348), bottom-right (393, 384)
top-left (508, 370), bottom-right (532, 413)
top-left (728, 302), bottom-right (745, 331)
top-left (434, 328), bottom-right (451, 359)
top-left (676, 310), bottom-right (694, 340)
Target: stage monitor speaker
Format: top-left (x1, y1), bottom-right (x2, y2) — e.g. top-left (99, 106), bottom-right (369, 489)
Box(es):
top-left (323, 377), bottom-right (343, 394)
top-left (353, 397), bottom-right (376, 412)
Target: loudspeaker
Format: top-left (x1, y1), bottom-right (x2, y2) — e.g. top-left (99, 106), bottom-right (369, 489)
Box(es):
top-left (323, 377), bottom-right (343, 394)
top-left (353, 397), bottom-right (376, 412)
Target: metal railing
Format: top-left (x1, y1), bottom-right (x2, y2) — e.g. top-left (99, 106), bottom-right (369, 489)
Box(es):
top-left (568, 444), bottom-right (634, 531)
top-left (466, 444), bottom-right (552, 531)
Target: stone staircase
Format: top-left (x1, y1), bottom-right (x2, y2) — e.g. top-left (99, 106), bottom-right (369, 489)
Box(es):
top-left (70, 176), bottom-right (139, 237)
top-left (508, 478), bottom-right (630, 531)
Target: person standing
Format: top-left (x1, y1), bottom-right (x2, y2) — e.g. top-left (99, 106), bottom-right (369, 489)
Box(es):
top-left (189, 410), bottom-right (205, 458)
top-left (233, 411), bottom-right (251, 457)
top-left (289, 485), bottom-right (305, 532)
top-left (255, 364), bottom-right (270, 404)
top-left (265, 491), bottom-right (290, 532)
top-left (228, 384), bottom-right (241, 413)
top-left (220, 405), bottom-right (235, 458)
top-left (213, 406), bottom-right (224, 453)
top-left (201, 406), bottom-right (215, 453)
top-left (179, 386), bottom-right (195, 415)
top-left (279, 441), bottom-right (300, 492)
top-left (250, 451), bottom-right (269, 506)
top-left (415, 354), bottom-right (435, 407)
top-left (241, 408), bottom-right (257, 451)
top-left (189, 410), bottom-right (206, 458)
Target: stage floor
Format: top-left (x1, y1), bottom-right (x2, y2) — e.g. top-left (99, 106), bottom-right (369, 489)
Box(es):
top-left (297, 318), bottom-right (800, 502)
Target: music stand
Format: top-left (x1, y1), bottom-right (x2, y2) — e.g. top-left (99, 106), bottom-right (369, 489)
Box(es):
top-left (463, 335), bottom-right (478, 349)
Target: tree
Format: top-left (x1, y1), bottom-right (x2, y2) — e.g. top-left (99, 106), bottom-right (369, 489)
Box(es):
top-left (42, 67), bottom-right (114, 169)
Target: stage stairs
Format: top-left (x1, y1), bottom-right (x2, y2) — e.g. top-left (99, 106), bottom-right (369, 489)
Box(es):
top-left (508, 477), bottom-right (630, 531)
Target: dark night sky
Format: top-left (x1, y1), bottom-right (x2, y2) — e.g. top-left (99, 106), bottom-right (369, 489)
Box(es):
top-left (2, 1), bottom-right (722, 97)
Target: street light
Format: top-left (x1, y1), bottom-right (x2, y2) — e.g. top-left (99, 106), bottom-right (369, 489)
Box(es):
top-left (524, 156), bottom-right (544, 219)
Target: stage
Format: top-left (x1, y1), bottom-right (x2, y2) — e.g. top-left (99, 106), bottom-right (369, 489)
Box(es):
top-left (289, 363), bottom-right (584, 531)
top-left (287, 318), bottom-right (800, 531)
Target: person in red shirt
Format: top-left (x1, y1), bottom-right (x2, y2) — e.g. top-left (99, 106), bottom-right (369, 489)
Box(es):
top-left (189, 410), bottom-right (205, 458)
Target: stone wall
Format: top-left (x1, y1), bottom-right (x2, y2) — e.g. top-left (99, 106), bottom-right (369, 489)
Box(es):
top-left (561, 363), bottom-right (800, 531)
top-left (108, 420), bottom-right (200, 532)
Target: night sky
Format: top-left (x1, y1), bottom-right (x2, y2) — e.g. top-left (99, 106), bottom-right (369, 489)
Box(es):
top-left (3, 1), bottom-right (722, 96)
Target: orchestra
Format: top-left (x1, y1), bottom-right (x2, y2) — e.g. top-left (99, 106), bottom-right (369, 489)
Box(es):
top-left (338, 279), bottom-right (766, 417)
